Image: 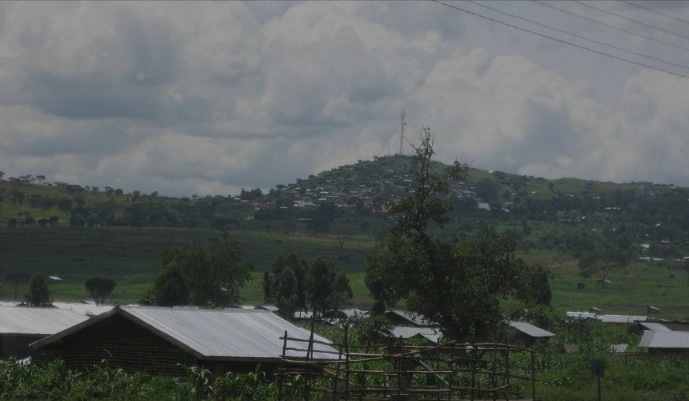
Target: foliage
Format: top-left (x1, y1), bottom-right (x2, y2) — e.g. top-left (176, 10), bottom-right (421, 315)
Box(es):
top-left (25, 272), bottom-right (50, 306)
top-left (140, 263), bottom-right (190, 306)
top-left (84, 277), bottom-right (117, 305)
top-left (305, 256), bottom-right (353, 316)
top-left (579, 251), bottom-right (628, 288)
top-left (5, 269), bottom-right (29, 300)
top-left (151, 239), bottom-right (252, 307)
top-left (366, 128), bottom-right (549, 342)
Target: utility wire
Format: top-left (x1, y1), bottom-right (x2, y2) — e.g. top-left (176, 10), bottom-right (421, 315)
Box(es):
top-left (429, 0), bottom-right (688, 79)
top-left (621, 1), bottom-right (689, 26)
top-left (533, 1), bottom-right (689, 53)
top-left (467, 0), bottom-right (689, 72)
top-left (575, 1), bottom-right (689, 41)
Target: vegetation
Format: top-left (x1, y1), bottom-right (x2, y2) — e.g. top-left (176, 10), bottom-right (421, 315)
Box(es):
top-left (25, 273), bottom-right (50, 306)
top-left (141, 239), bottom-right (252, 307)
top-left (366, 128), bottom-right (550, 341)
top-left (84, 277), bottom-right (117, 306)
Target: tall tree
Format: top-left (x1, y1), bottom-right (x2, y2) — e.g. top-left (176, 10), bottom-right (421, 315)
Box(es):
top-left (25, 273), bottom-right (50, 306)
top-left (84, 277), bottom-right (117, 305)
top-left (305, 256), bottom-right (352, 317)
top-left (365, 127), bottom-right (548, 342)
top-left (158, 239), bottom-right (251, 307)
top-left (141, 263), bottom-right (190, 307)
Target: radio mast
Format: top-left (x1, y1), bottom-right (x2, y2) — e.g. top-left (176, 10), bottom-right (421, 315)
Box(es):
top-left (399, 110), bottom-right (406, 155)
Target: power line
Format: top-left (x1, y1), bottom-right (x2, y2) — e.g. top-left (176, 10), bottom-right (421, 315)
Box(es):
top-left (533, 1), bottom-right (689, 53)
top-left (621, 1), bottom-right (689, 26)
top-left (574, 1), bottom-right (689, 41)
top-left (429, 0), bottom-right (688, 79)
top-left (466, 0), bottom-right (689, 72)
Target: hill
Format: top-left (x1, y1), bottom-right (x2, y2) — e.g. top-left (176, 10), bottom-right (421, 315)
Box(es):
top-left (2, 156), bottom-right (689, 314)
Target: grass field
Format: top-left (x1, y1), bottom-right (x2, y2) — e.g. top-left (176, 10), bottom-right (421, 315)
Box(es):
top-left (2, 226), bottom-right (688, 321)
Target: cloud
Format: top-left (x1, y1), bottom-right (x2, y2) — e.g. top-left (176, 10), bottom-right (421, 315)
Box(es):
top-left (0, 1), bottom-right (688, 196)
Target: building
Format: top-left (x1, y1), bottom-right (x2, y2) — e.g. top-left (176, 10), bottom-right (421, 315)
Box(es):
top-left (31, 306), bottom-right (339, 376)
top-left (638, 330), bottom-right (689, 357)
top-left (0, 306), bottom-right (88, 359)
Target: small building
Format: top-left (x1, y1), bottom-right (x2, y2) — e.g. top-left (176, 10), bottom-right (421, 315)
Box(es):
top-left (639, 330), bottom-right (689, 357)
top-left (31, 306), bottom-right (339, 377)
top-left (0, 306), bottom-right (89, 359)
top-left (383, 310), bottom-right (431, 327)
top-left (391, 327), bottom-right (442, 344)
top-left (599, 315), bottom-right (647, 324)
top-left (508, 321), bottom-right (555, 345)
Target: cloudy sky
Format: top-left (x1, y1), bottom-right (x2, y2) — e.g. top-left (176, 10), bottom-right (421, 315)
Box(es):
top-left (2, 1), bottom-right (689, 197)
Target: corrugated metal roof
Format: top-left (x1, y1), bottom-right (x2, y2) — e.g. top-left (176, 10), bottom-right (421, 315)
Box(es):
top-left (508, 321), bottom-right (555, 338)
top-left (610, 344), bottom-right (629, 353)
top-left (52, 302), bottom-right (114, 317)
top-left (33, 306), bottom-right (339, 361)
top-left (639, 322), bottom-right (671, 332)
top-left (600, 315), bottom-right (647, 324)
top-left (0, 306), bottom-right (88, 335)
top-left (392, 327), bottom-right (442, 343)
top-left (385, 310), bottom-right (429, 326)
top-left (566, 311), bottom-right (597, 319)
top-left (639, 330), bottom-right (689, 348)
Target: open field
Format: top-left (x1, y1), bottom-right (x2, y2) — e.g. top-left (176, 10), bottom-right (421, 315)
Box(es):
top-left (2, 225), bottom-right (689, 321)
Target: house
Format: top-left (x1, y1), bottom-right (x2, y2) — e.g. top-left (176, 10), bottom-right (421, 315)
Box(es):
top-left (0, 306), bottom-right (89, 359)
top-left (31, 306), bottom-right (339, 377)
top-left (638, 330), bottom-right (689, 357)
top-left (391, 327), bottom-right (442, 344)
top-left (383, 310), bottom-right (430, 327)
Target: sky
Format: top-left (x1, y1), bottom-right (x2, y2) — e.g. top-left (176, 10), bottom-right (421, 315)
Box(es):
top-left (2, 1), bottom-right (689, 197)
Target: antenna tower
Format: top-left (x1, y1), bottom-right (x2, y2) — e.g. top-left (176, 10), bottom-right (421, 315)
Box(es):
top-left (399, 111), bottom-right (406, 155)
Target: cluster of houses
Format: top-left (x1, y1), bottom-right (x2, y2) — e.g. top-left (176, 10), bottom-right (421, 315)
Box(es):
top-left (1, 301), bottom-right (687, 378)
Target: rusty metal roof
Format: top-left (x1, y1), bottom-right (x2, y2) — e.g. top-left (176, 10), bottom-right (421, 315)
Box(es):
top-left (32, 306), bottom-right (339, 361)
top-left (639, 330), bottom-right (689, 349)
top-left (0, 306), bottom-right (88, 336)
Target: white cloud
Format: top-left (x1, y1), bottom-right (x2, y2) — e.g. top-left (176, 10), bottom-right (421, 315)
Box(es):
top-left (0, 1), bottom-right (688, 196)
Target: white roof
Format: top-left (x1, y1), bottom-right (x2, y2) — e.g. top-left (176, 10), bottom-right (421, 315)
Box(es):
top-left (566, 311), bottom-right (597, 319)
top-left (52, 302), bottom-right (115, 317)
top-left (33, 306), bottom-right (339, 361)
top-left (0, 306), bottom-right (89, 336)
top-left (392, 326), bottom-right (442, 343)
top-left (639, 331), bottom-right (689, 349)
top-left (509, 321), bottom-right (555, 338)
top-left (639, 322), bottom-right (671, 332)
top-left (600, 315), bottom-right (647, 324)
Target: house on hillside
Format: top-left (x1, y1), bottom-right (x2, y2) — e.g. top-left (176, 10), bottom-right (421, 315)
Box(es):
top-left (31, 306), bottom-right (339, 377)
top-left (0, 306), bottom-right (88, 359)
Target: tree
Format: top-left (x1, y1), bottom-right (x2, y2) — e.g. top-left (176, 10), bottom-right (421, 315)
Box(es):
top-left (157, 239), bottom-right (251, 307)
top-left (365, 127), bottom-right (548, 342)
top-left (25, 273), bottom-right (50, 306)
top-left (84, 277), bottom-right (117, 305)
top-left (140, 263), bottom-right (190, 306)
top-left (475, 177), bottom-right (500, 203)
top-left (578, 251), bottom-right (628, 288)
top-left (263, 253), bottom-right (308, 309)
top-left (305, 256), bottom-right (352, 317)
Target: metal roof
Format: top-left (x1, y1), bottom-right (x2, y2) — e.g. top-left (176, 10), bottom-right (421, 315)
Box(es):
top-left (32, 306), bottom-right (339, 361)
top-left (392, 326), bottom-right (442, 343)
top-left (639, 330), bottom-right (689, 349)
top-left (52, 302), bottom-right (115, 317)
top-left (639, 322), bottom-right (671, 332)
top-left (508, 321), bottom-right (555, 338)
top-left (385, 310), bottom-right (429, 326)
top-left (566, 311), bottom-right (597, 319)
top-left (610, 344), bottom-right (629, 353)
top-left (0, 306), bottom-right (89, 336)
top-left (600, 315), bottom-right (647, 324)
